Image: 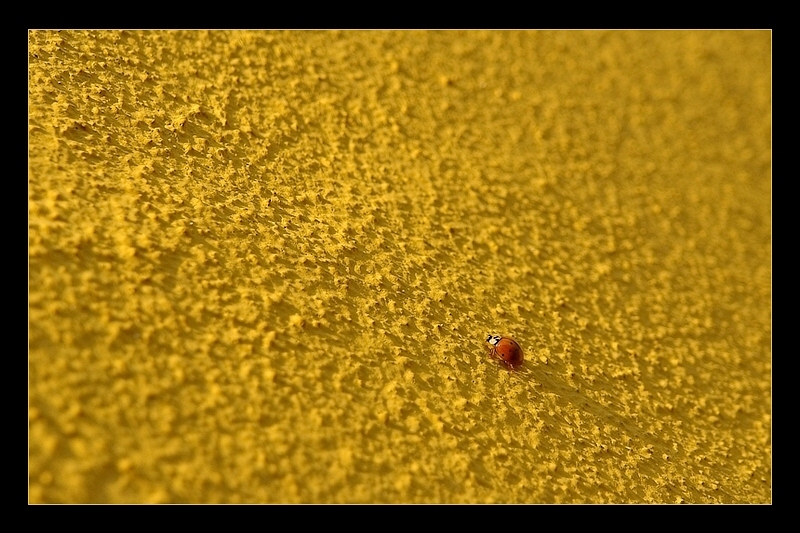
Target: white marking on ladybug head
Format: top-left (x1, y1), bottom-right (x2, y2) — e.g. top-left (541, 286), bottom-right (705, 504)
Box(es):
top-left (486, 334), bottom-right (501, 346)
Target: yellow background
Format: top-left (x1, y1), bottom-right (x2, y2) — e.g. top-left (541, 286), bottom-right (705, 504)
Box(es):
top-left (29, 30), bottom-right (771, 503)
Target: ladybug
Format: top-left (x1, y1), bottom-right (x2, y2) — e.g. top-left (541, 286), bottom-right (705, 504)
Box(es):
top-left (486, 334), bottom-right (524, 370)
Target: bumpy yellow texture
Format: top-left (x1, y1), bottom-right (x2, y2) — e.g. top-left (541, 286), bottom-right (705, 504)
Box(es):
top-left (28, 30), bottom-right (771, 503)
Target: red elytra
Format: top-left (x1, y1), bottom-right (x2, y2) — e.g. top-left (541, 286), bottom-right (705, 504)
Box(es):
top-left (486, 334), bottom-right (524, 370)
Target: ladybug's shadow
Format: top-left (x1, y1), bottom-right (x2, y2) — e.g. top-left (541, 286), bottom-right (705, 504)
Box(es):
top-left (509, 362), bottom-right (533, 376)
top-left (487, 354), bottom-right (532, 376)
top-left (504, 362), bottom-right (533, 376)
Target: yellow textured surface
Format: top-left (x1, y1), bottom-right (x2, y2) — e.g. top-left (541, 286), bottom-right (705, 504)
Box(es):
top-left (28, 30), bottom-right (771, 503)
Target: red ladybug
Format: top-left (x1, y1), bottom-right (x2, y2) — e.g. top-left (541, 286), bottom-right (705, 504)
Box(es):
top-left (486, 334), bottom-right (524, 370)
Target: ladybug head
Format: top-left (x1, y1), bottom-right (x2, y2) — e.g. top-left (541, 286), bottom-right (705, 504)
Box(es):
top-left (486, 334), bottom-right (502, 346)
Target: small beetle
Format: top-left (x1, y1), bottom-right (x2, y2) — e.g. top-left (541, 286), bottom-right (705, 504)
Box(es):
top-left (486, 334), bottom-right (524, 370)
